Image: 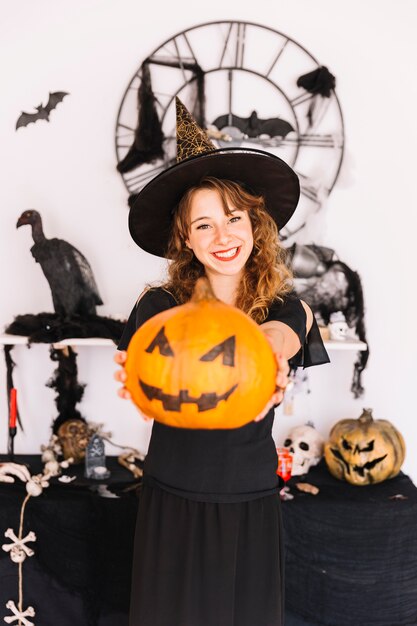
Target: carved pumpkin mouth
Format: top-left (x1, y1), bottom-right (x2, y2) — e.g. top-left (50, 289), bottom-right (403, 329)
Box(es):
top-left (330, 448), bottom-right (388, 477)
top-left (139, 380), bottom-right (238, 412)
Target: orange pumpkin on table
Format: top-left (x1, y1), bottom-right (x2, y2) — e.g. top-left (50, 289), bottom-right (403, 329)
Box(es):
top-left (324, 408), bottom-right (406, 485)
top-left (124, 278), bottom-right (277, 429)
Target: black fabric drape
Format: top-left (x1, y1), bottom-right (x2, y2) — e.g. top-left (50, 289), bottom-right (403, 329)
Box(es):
top-left (282, 461), bottom-right (417, 626)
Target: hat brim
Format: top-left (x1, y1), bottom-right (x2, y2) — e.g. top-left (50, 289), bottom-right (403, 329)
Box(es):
top-left (128, 147), bottom-right (300, 258)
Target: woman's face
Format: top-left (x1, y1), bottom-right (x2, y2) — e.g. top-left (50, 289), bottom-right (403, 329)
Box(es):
top-left (185, 188), bottom-right (254, 280)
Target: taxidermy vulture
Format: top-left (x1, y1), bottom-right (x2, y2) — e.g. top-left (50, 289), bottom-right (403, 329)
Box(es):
top-left (17, 210), bottom-right (103, 317)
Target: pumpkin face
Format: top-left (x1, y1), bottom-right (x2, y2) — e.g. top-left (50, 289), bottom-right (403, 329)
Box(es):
top-left (124, 278), bottom-right (277, 429)
top-left (324, 408), bottom-right (406, 485)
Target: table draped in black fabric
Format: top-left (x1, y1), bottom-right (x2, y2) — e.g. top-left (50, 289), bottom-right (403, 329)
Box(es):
top-left (1, 456), bottom-right (417, 626)
top-left (0, 455), bottom-right (138, 626)
top-left (283, 461), bottom-right (417, 626)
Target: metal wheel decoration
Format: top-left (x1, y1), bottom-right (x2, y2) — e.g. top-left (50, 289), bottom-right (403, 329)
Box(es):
top-left (115, 20), bottom-right (344, 241)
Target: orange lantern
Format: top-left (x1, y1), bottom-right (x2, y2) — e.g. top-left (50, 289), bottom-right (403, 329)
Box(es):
top-left (124, 278), bottom-right (277, 429)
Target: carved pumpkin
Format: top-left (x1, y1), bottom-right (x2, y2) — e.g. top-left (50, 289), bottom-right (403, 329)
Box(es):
top-left (324, 408), bottom-right (405, 485)
top-left (124, 278), bottom-right (277, 429)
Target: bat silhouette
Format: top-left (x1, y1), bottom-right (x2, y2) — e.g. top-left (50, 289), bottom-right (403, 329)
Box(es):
top-left (212, 110), bottom-right (294, 139)
top-left (16, 92), bottom-right (69, 130)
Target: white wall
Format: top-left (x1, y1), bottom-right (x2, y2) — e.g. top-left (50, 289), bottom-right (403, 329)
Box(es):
top-left (1, 1), bottom-right (416, 479)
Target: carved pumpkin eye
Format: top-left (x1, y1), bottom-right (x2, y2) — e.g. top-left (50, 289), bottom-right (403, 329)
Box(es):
top-left (199, 336), bottom-right (236, 367)
top-left (359, 440), bottom-right (374, 453)
top-left (145, 326), bottom-right (174, 357)
top-left (342, 438), bottom-right (352, 451)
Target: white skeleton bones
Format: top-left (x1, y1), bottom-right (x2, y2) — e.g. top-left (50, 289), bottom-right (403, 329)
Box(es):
top-left (4, 600), bottom-right (35, 626)
top-left (2, 528), bottom-right (36, 564)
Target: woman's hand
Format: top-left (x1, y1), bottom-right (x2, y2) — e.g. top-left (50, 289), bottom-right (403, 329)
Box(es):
top-left (254, 354), bottom-right (290, 422)
top-left (114, 351), bottom-right (131, 400)
top-left (113, 351), bottom-right (152, 421)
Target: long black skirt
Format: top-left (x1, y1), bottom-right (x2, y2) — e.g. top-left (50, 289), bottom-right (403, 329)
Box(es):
top-left (129, 483), bottom-right (284, 626)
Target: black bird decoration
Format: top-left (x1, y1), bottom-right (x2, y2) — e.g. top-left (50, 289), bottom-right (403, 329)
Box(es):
top-left (17, 210), bottom-right (103, 317)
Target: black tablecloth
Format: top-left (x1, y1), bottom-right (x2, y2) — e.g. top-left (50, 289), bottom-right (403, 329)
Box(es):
top-left (0, 455), bottom-right (139, 626)
top-left (282, 461), bottom-right (417, 626)
top-left (1, 457), bottom-right (417, 626)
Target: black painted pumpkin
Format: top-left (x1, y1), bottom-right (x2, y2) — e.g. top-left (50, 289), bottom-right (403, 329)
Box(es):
top-left (124, 278), bottom-right (277, 429)
top-left (324, 408), bottom-right (405, 485)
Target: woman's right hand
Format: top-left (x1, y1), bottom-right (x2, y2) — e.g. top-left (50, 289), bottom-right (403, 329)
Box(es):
top-left (113, 351), bottom-right (131, 400)
top-left (114, 351), bottom-right (152, 421)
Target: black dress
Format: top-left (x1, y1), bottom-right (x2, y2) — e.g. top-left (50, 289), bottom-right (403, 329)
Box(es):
top-left (118, 288), bottom-right (329, 626)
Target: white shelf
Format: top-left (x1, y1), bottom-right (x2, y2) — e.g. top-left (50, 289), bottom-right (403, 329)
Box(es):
top-left (0, 334), bottom-right (116, 348)
top-left (0, 333), bottom-right (367, 351)
top-left (323, 339), bottom-right (367, 351)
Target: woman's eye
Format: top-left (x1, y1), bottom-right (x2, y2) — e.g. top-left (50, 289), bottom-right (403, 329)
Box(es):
top-left (229, 216), bottom-right (241, 223)
top-left (196, 223), bottom-right (210, 230)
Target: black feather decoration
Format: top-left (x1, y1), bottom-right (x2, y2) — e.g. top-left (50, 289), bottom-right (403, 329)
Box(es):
top-left (296, 66), bottom-right (336, 97)
top-left (5, 312), bottom-right (125, 344)
top-left (47, 347), bottom-right (86, 434)
top-left (296, 66), bottom-right (336, 128)
top-left (117, 60), bottom-right (165, 173)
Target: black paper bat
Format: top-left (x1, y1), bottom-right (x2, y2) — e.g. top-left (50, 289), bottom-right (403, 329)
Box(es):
top-left (212, 110), bottom-right (294, 138)
top-left (16, 91), bottom-right (69, 130)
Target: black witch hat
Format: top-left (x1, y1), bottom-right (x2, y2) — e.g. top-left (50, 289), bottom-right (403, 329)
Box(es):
top-left (128, 98), bottom-right (300, 258)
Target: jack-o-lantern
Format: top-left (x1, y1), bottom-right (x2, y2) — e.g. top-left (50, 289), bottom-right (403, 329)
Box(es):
top-left (124, 278), bottom-right (277, 429)
top-left (324, 408), bottom-right (405, 485)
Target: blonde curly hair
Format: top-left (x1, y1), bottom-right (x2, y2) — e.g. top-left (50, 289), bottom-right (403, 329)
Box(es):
top-left (164, 177), bottom-right (293, 323)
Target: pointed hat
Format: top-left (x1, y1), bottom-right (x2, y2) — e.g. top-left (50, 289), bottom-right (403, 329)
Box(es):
top-left (128, 98), bottom-right (300, 258)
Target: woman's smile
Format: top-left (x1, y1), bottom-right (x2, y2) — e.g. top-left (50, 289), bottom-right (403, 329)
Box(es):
top-left (186, 188), bottom-right (254, 282)
top-left (211, 246), bottom-right (241, 261)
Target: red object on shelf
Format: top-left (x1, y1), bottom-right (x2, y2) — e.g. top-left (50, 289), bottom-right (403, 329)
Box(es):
top-left (9, 388), bottom-right (17, 429)
top-left (277, 447), bottom-right (293, 482)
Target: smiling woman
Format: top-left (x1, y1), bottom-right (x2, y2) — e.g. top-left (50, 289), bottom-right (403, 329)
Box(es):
top-left (115, 98), bottom-right (329, 626)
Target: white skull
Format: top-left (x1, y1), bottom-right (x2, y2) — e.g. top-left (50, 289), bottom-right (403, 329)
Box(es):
top-left (284, 424), bottom-right (325, 476)
top-left (329, 311), bottom-right (349, 341)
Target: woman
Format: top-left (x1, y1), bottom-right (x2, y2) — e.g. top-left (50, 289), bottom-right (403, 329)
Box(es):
top-left (115, 99), bottom-right (329, 626)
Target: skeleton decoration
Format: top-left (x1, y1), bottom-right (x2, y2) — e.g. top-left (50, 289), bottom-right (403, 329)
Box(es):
top-left (2, 442), bottom-right (74, 625)
top-left (57, 418), bottom-right (91, 463)
top-left (26, 473), bottom-right (50, 497)
top-left (2, 529), bottom-right (36, 564)
top-left (4, 600), bottom-right (35, 626)
top-left (118, 451), bottom-right (144, 479)
top-left (284, 424), bottom-right (325, 476)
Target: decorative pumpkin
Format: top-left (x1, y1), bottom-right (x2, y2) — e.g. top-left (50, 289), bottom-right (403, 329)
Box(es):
top-left (324, 408), bottom-right (405, 485)
top-left (124, 278), bottom-right (277, 429)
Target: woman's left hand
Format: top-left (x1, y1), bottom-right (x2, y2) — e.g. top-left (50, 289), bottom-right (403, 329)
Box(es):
top-left (254, 354), bottom-right (290, 422)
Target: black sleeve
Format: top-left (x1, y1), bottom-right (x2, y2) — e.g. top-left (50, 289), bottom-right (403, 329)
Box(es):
top-left (117, 288), bottom-right (177, 350)
top-left (265, 295), bottom-right (330, 368)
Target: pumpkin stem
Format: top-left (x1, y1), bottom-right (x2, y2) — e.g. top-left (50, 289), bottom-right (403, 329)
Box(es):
top-left (191, 277), bottom-right (218, 303)
top-left (358, 408), bottom-right (374, 425)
